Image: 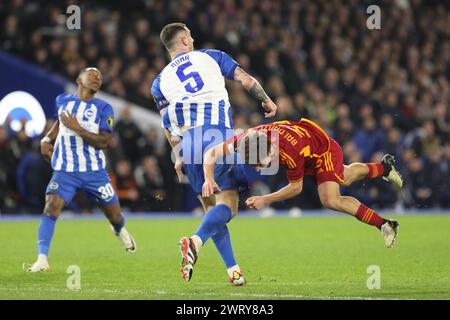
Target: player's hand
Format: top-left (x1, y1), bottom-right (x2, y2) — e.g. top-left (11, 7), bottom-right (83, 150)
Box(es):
top-left (262, 99), bottom-right (277, 118)
top-left (60, 111), bottom-right (82, 132)
top-left (245, 196), bottom-right (266, 210)
top-left (40, 141), bottom-right (54, 162)
top-left (202, 179), bottom-right (221, 198)
top-left (174, 158), bottom-right (185, 182)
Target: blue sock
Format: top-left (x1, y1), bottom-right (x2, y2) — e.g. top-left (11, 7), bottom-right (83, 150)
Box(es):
top-left (212, 224), bottom-right (237, 268)
top-left (111, 216), bottom-right (125, 234)
top-left (38, 214), bottom-right (57, 256)
top-left (195, 204), bottom-right (232, 244)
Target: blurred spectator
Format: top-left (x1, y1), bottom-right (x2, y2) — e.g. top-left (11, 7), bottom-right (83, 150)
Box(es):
top-left (135, 156), bottom-right (169, 211)
top-left (352, 117), bottom-right (385, 162)
top-left (16, 153), bottom-right (52, 211)
top-left (0, 125), bottom-right (19, 213)
top-left (111, 159), bottom-right (139, 211)
top-left (138, 127), bottom-right (164, 158)
top-left (114, 106), bottom-right (142, 165)
top-left (440, 144), bottom-right (450, 208)
top-left (405, 157), bottom-right (433, 208)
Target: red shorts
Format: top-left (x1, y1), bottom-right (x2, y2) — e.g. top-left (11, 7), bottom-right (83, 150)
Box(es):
top-left (304, 138), bottom-right (345, 185)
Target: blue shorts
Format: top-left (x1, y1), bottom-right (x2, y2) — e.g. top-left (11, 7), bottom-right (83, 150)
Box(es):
top-left (46, 170), bottom-right (119, 206)
top-left (181, 126), bottom-right (248, 195)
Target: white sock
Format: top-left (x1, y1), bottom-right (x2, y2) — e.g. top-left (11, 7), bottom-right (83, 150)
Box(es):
top-left (191, 235), bottom-right (203, 252)
top-left (227, 264), bottom-right (241, 278)
top-left (38, 254), bottom-right (48, 262)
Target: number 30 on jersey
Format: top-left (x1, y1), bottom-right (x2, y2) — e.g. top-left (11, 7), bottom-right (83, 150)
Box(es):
top-left (98, 183), bottom-right (115, 200)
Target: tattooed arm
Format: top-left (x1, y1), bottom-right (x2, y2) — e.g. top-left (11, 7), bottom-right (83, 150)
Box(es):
top-left (233, 66), bottom-right (277, 118)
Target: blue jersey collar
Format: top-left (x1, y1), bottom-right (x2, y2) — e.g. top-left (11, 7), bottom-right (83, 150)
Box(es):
top-left (73, 94), bottom-right (96, 102)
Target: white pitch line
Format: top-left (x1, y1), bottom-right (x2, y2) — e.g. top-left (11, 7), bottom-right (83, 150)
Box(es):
top-left (154, 290), bottom-right (386, 300)
top-left (196, 281), bottom-right (356, 286)
top-left (0, 287), bottom-right (399, 300)
top-left (0, 287), bottom-right (150, 295)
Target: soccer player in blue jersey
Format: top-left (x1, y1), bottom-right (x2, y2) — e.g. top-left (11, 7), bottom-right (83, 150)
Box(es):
top-left (26, 67), bottom-right (136, 272)
top-left (151, 23), bottom-right (277, 285)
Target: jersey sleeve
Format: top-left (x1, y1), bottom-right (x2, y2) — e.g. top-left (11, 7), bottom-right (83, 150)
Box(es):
top-left (285, 155), bottom-right (304, 182)
top-left (151, 74), bottom-right (169, 111)
top-left (99, 103), bottom-right (114, 133)
top-left (200, 49), bottom-right (239, 80)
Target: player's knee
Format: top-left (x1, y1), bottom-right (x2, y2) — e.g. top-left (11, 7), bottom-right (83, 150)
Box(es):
top-left (44, 195), bottom-right (64, 216)
top-left (321, 196), bottom-right (341, 211)
top-left (223, 203), bottom-right (237, 217)
top-left (227, 202), bottom-right (239, 218)
top-left (216, 202), bottom-right (237, 219)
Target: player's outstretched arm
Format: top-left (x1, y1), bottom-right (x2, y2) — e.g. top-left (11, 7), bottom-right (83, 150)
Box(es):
top-left (60, 111), bottom-right (111, 149)
top-left (246, 180), bottom-right (303, 210)
top-left (233, 67), bottom-right (277, 118)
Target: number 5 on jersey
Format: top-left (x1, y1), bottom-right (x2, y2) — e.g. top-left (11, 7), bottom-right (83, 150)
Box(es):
top-left (176, 61), bottom-right (204, 93)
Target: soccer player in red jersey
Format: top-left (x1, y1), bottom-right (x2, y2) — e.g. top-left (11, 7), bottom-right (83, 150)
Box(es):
top-left (203, 118), bottom-right (403, 248)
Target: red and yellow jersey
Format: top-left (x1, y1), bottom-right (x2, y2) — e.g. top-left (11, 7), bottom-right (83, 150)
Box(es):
top-left (231, 118), bottom-right (334, 182)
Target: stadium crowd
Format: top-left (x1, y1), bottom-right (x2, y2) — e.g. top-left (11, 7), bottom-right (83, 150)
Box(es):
top-left (0, 0), bottom-right (449, 213)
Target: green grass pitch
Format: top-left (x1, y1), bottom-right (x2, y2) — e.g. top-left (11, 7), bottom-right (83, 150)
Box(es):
top-left (1, 215), bottom-right (449, 300)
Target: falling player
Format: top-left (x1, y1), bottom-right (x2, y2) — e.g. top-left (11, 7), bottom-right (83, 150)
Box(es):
top-left (26, 67), bottom-right (136, 272)
top-left (151, 23), bottom-right (277, 285)
top-left (203, 118), bottom-right (402, 248)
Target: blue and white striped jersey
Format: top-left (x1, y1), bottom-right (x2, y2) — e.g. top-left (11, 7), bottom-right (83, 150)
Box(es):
top-left (51, 94), bottom-right (114, 172)
top-left (151, 49), bottom-right (239, 136)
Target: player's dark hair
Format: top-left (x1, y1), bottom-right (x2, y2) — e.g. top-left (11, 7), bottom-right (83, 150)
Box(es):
top-left (238, 131), bottom-right (271, 167)
top-left (160, 22), bottom-right (187, 51)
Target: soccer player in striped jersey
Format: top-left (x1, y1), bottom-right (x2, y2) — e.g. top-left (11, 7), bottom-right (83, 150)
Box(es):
top-left (151, 23), bottom-right (277, 285)
top-left (26, 67), bottom-right (136, 272)
top-left (203, 119), bottom-right (402, 248)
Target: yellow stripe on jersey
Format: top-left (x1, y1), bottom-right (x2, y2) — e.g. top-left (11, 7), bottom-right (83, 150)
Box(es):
top-left (326, 153), bottom-right (334, 171)
top-left (287, 125), bottom-right (311, 138)
top-left (280, 151), bottom-right (297, 169)
top-left (334, 173), bottom-right (345, 184)
top-left (280, 156), bottom-right (296, 169)
top-left (299, 118), bottom-right (329, 139)
top-left (299, 118), bottom-right (331, 154)
top-left (323, 153), bottom-right (330, 171)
